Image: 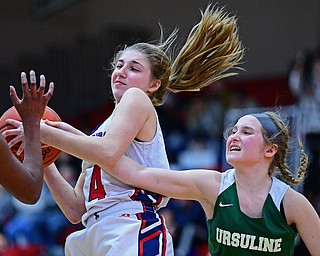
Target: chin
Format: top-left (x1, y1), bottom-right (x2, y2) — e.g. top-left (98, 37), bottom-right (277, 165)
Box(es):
top-left (226, 156), bottom-right (238, 166)
top-left (112, 93), bottom-right (122, 103)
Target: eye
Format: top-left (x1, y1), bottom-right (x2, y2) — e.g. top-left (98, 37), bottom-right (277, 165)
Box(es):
top-left (116, 63), bottom-right (123, 69)
top-left (130, 66), bottom-right (139, 72)
top-left (243, 130), bottom-right (252, 135)
top-left (228, 128), bottom-right (237, 136)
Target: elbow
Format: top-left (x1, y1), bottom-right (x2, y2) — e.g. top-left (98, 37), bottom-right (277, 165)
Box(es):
top-left (29, 193), bottom-right (41, 204)
top-left (68, 215), bottom-right (82, 225)
top-left (18, 184), bottom-right (42, 205)
top-left (19, 192), bottom-right (41, 205)
top-left (65, 205), bottom-right (86, 224)
top-left (63, 210), bottom-right (82, 224)
top-left (96, 150), bottom-right (119, 170)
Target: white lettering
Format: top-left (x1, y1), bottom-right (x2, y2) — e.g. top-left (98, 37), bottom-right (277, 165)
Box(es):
top-left (263, 237), bottom-right (274, 252)
top-left (274, 238), bottom-right (282, 252)
top-left (222, 230), bottom-right (231, 246)
top-left (215, 227), bottom-right (282, 252)
top-left (239, 234), bottom-right (250, 248)
top-left (257, 236), bottom-right (264, 251)
top-left (216, 227), bottom-right (222, 243)
top-left (231, 232), bottom-right (240, 247)
top-left (249, 235), bottom-right (258, 250)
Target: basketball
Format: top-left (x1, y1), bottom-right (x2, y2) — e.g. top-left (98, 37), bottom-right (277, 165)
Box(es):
top-left (0, 106), bottom-right (62, 167)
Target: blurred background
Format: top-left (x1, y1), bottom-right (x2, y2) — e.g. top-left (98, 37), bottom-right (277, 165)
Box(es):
top-left (0, 0), bottom-right (319, 255)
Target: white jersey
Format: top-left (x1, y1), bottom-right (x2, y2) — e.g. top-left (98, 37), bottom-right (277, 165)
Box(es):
top-left (81, 109), bottom-right (170, 226)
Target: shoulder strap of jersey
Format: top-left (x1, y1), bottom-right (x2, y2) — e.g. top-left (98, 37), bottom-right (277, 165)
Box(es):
top-left (269, 176), bottom-right (289, 211)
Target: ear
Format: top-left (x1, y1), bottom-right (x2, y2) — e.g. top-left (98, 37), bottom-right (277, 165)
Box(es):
top-left (147, 80), bottom-right (161, 94)
top-left (265, 144), bottom-right (278, 158)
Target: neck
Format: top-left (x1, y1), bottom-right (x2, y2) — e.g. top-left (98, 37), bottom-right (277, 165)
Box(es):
top-left (234, 167), bottom-right (272, 193)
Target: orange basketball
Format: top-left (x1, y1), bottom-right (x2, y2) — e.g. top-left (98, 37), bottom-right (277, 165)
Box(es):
top-left (0, 106), bottom-right (62, 167)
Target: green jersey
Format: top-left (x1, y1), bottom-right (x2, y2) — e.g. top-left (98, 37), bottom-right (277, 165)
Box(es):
top-left (207, 169), bottom-right (297, 255)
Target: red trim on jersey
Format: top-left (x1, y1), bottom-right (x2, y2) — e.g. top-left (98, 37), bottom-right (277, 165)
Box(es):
top-left (160, 214), bottom-right (167, 255)
top-left (155, 195), bottom-right (162, 205)
top-left (139, 230), bottom-right (162, 256)
top-left (136, 212), bottom-right (168, 255)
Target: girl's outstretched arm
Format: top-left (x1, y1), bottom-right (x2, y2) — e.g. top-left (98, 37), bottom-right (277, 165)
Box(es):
top-left (44, 163), bottom-right (86, 224)
top-left (105, 155), bottom-right (221, 218)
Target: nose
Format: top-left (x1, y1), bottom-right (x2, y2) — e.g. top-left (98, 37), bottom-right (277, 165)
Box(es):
top-left (229, 132), bottom-right (240, 142)
top-left (116, 66), bottom-right (127, 78)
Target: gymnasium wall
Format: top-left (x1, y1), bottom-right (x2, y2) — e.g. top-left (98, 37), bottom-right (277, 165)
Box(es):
top-left (0, 0), bottom-right (319, 124)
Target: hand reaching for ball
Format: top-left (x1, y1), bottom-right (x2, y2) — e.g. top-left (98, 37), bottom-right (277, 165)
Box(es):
top-left (0, 106), bottom-right (62, 167)
top-left (10, 70), bottom-right (54, 124)
top-left (0, 70), bottom-right (61, 167)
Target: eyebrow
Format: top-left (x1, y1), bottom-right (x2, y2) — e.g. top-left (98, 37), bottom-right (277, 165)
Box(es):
top-left (233, 125), bottom-right (256, 131)
top-left (118, 59), bottom-right (145, 68)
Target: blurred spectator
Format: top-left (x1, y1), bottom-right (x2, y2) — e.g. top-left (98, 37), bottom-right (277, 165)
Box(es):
top-left (161, 199), bottom-right (208, 256)
top-left (2, 182), bottom-right (70, 255)
top-left (0, 187), bottom-right (15, 230)
top-left (0, 231), bottom-right (9, 255)
top-left (289, 49), bottom-right (320, 256)
top-left (289, 56), bottom-right (320, 203)
top-left (158, 208), bottom-right (177, 239)
top-left (55, 152), bottom-right (82, 176)
top-left (163, 130), bottom-right (187, 166)
top-left (177, 137), bottom-right (218, 170)
top-left (1, 155), bottom-right (83, 256)
top-left (288, 50), bottom-right (307, 101)
top-left (59, 163), bottom-right (78, 187)
top-left (185, 99), bottom-right (214, 139)
top-left (0, 152), bottom-right (82, 255)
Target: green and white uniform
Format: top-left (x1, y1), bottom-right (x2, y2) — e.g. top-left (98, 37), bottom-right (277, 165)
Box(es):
top-left (207, 168), bottom-right (297, 255)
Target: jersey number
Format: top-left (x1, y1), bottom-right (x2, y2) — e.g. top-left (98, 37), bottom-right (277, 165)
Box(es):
top-left (89, 165), bottom-right (106, 201)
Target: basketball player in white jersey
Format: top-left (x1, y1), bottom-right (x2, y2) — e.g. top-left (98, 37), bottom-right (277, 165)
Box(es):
top-left (5, 5), bottom-right (244, 255)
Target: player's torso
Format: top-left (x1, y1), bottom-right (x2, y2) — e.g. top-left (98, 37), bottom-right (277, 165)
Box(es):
top-left (82, 112), bottom-right (170, 224)
top-left (207, 169), bottom-right (297, 256)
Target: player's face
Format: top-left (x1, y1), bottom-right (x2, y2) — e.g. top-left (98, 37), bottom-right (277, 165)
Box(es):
top-left (226, 115), bottom-right (267, 168)
top-left (111, 49), bottom-right (155, 103)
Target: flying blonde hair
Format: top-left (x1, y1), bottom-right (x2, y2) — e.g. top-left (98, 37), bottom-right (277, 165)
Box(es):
top-left (168, 4), bottom-right (244, 92)
top-left (112, 4), bottom-right (245, 106)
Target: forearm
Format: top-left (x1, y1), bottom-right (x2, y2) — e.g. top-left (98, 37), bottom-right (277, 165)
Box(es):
top-left (44, 164), bottom-right (86, 224)
top-left (0, 122), bottom-right (43, 204)
top-left (41, 125), bottom-right (117, 168)
top-left (12, 121), bottom-right (43, 203)
top-left (0, 151), bottom-right (42, 204)
top-left (108, 156), bottom-right (218, 205)
top-left (107, 156), bottom-right (189, 199)
top-left (23, 120), bottom-right (43, 178)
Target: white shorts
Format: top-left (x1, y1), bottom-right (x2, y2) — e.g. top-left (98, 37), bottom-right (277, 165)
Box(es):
top-left (65, 206), bottom-right (174, 256)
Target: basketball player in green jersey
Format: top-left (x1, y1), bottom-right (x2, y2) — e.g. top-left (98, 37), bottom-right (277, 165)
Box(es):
top-left (96, 111), bottom-right (319, 255)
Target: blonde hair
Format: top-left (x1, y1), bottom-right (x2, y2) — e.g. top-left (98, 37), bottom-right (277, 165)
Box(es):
top-left (111, 4), bottom-right (244, 106)
top-left (263, 111), bottom-right (308, 185)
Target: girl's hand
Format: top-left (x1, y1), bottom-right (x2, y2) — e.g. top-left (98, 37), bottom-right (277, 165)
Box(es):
top-left (2, 119), bottom-right (25, 155)
top-left (10, 70), bottom-right (54, 123)
top-left (43, 120), bottom-right (86, 135)
top-left (2, 119), bottom-right (86, 155)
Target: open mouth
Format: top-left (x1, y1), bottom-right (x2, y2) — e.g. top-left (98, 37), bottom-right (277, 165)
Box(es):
top-left (230, 146), bottom-right (240, 151)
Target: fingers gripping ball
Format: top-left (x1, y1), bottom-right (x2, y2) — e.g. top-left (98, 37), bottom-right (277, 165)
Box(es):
top-left (0, 106), bottom-right (62, 167)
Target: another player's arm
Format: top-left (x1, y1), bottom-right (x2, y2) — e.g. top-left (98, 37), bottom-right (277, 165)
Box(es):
top-left (108, 156), bottom-right (221, 218)
top-left (0, 133), bottom-right (41, 204)
top-left (44, 163), bottom-right (86, 224)
top-left (0, 71), bottom-right (53, 204)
